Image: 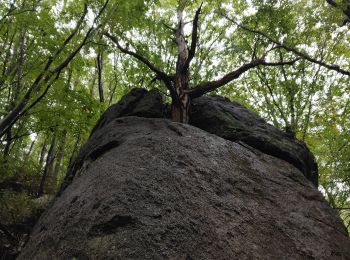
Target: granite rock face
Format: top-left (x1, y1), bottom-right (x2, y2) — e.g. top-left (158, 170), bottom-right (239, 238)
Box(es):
top-left (90, 88), bottom-right (165, 135)
top-left (20, 117), bottom-right (350, 259)
top-left (190, 95), bottom-right (318, 187)
top-left (91, 88), bottom-right (319, 187)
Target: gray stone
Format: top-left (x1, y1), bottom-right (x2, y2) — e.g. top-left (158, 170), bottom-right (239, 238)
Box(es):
top-left (20, 117), bottom-right (350, 260)
top-left (87, 89), bottom-right (319, 188)
top-left (190, 95), bottom-right (319, 187)
top-left (90, 88), bottom-right (165, 135)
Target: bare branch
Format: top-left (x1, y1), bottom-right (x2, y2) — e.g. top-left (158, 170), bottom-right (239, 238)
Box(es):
top-left (188, 58), bottom-right (300, 98)
top-left (97, 50), bottom-right (105, 103)
top-left (325, 0), bottom-right (338, 8)
top-left (185, 2), bottom-right (203, 70)
top-left (220, 12), bottom-right (350, 76)
top-left (103, 32), bottom-right (175, 86)
top-left (65, 4), bottom-right (88, 45)
top-left (103, 32), bottom-right (179, 100)
top-left (163, 22), bottom-right (176, 32)
top-left (52, 27), bottom-right (94, 75)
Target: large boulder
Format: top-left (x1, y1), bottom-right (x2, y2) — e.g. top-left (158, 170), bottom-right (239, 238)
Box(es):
top-left (190, 95), bottom-right (318, 187)
top-left (91, 89), bottom-right (319, 187)
top-left (20, 117), bottom-right (350, 259)
top-left (90, 88), bottom-right (166, 135)
top-left (87, 88), bottom-right (319, 188)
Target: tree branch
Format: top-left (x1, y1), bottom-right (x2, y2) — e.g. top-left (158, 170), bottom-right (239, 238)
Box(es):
top-left (162, 22), bottom-right (176, 32)
top-left (103, 32), bottom-right (171, 80)
top-left (188, 58), bottom-right (300, 98)
top-left (103, 32), bottom-right (177, 100)
top-left (185, 2), bottom-right (203, 70)
top-left (220, 12), bottom-right (350, 76)
top-left (325, 0), bottom-right (338, 8)
top-left (0, 1), bottom-right (109, 138)
top-left (326, 0), bottom-right (350, 25)
top-left (52, 0), bottom-right (109, 75)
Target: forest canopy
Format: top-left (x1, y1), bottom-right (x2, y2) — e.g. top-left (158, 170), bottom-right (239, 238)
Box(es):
top-left (0, 0), bottom-right (350, 232)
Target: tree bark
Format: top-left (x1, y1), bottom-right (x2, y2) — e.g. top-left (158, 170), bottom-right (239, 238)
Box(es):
top-left (68, 135), bottom-right (81, 168)
top-left (53, 131), bottom-right (67, 179)
top-left (3, 129), bottom-right (12, 157)
top-left (97, 50), bottom-right (105, 103)
top-left (37, 136), bottom-right (56, 197)
top-left (23, 138), bottom-right (36, 164)
top-left (39, 138), bottom-right (47, 168)
top-left (172, 8), bottom-right (190, 123)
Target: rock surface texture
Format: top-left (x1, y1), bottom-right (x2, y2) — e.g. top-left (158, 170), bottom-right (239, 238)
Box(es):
top-left (20, 89), bottom-right (349, 259)
top-left (190, 96), bottom-right (319, 187)
top-left (86, 88), bottom-right (318, 187)
top-left (90, 88), bottom-right (166, 135)
top-left (20, 116), bottom-right (350, 259)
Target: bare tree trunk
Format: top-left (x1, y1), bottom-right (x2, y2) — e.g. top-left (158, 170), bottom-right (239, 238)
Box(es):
top-left (2, 129), bottom-right (12, 157)
top-left (171, 8), bottom-right (191, 123)
top-left (37, 136), bottom-right (56, 197)
top-left (108, 52), bottom-right (119, 105)
top-left (1, 32), bottom-right (26, 158)
top-left (68, 135), bottom-right (81, 167)
top-left (53, 131), bottom-right (67, 179)
top-left (39, 138), bottom-right (47, 168)
top-left (53, 145), bottom-right (65, 179)
top-left (97, 50), bottom-right (105, 103)
top-left (14, 30), bottom-right (26, 100)
top-left (23, 138), bottom-right (36, 163)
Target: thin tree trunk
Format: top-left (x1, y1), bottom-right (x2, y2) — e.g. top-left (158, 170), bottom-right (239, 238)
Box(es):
top-left (108, 52), bottom-right (119, 105)
top-left (37, 137), bottom-right (56, 197)
top-left (53, 145), bottom-right (65, 179)
top-left (39, 138), bottom-right (47, 167)
top-left (97, 50), bottom-right (104, 103)
top-left (1, 32), bottom-right (26, 158)
top-left (68, 135), bottom-right (80, 167)
top-left (0, 2), bottom-right (102, 138)
top-left (53, 131), bottom-right (67, 179)
top-left (23, 138), bottom-right (36, 163)
top-left (14, 30), bottom-right (26, 100)
top-left (3, 129), bottom-right (12, 157)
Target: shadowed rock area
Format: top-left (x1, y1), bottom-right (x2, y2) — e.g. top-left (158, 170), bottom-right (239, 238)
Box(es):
top-left (20, 116), bottom-right (350, 259)
top-left (90, 88), bottom-right (166, 135)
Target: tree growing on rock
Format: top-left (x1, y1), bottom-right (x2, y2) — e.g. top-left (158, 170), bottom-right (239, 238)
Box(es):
top-left (103, 1), bottom-right (350, 123)
top-left (103, 2), bottom-right (300, 123)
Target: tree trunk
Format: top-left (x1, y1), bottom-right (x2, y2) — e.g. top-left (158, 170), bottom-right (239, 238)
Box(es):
top-left (23, 138), bottom-right (36, 165)
top-left (53, 131), bottom-right (67, 179)
top-left (171, 8), bottom-right (191, 123)
top-left (171, 95), bottom-right (190, 123)
top-left (39, 138), bottom-right (47, 167)
top-left (97, 50), bottom-right (105, 103)
top-left (37, 137), bottom-right (56, 197)
top-left (3, 129), bottom-right (12, 157)
top-left (53, 145), bottom-right (65, 179)
top-left (68, 135), bottom-right (81, 167)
